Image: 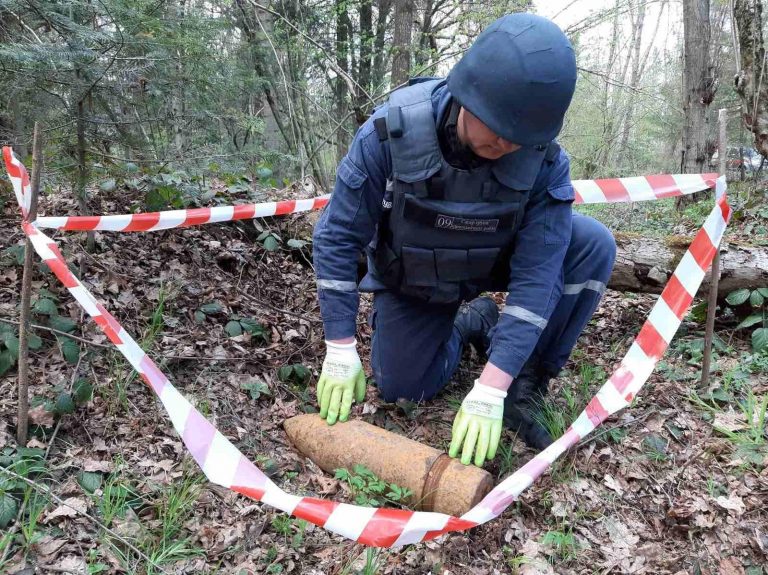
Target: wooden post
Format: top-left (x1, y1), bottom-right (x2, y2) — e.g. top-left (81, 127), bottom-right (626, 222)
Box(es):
top-left (17, 123), bottom-right (43, 446)
top-left (701, 109), bottom-right (727, 388)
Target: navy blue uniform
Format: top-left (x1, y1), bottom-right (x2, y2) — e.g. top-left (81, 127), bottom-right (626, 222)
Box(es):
top-left (313, 82), bottom-right (616, 401)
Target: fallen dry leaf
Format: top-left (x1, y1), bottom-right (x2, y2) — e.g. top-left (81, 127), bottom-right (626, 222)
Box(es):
top-left (718, 557), bottom-right (745, 575)
top-left (716, 494), bottom-right (746, 516)
top-left (32, 535), bottom-right (67, 557)
top-left (603, 473), bottom-right (625, 495)
top-left (28, 404), bottom-right (54, 427)
top-left (81, 458), bottom-right (113, 472)
top-left (43, 497), bottom-right (87, 523)
top-left (49, 555), bottom-right (86, 574)
top-left (713, 408), bottom-right (747, 432)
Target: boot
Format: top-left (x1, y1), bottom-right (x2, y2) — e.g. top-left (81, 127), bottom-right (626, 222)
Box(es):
top-left (503, 361), bottom-right (555, 450)
top-left (453, 296), bottom-right (499, 356)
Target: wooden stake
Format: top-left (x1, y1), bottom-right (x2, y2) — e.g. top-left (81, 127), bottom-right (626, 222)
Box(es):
top-left (17, 123), bottom-right (43, 446)
top-left (701, 109), bottom-right (727, 388)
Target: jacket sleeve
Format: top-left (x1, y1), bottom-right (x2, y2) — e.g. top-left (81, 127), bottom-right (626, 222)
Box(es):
top-left (312, 115), bottom-right (389, 340)
top-left (487, 149), bottom-right (574, 378)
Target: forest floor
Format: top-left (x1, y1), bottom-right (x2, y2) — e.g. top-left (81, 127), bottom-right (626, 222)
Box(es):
top-left (0, 177), bottom-right (766, 575)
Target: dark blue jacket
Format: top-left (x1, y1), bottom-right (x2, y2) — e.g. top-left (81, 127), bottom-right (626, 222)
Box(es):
top-left (312, 83), bottom-right (574, 378)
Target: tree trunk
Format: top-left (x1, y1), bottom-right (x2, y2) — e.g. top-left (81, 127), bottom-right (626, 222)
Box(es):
top-left (732, 0), bottom-right (768, 157)
top-left (372, 0), bottom-right (393, 92)
top-left (357, 0), bottom-right (373, 121)
top-left (608, 234), bottom-right (767, 296)
top-left (593, 0), bottom-right (621, 174)
top-left (679, 0), bottom-right (715, 208)
top-left (172, 0), bottom-right (186, 158)
top-left (234, 0), bottom-right (297, 155)
top-left (335, 0), bottom-right (350, 161)
top-left (75, 69), bottom-right (95, 254)
top-left (10, 98), bottom-right (27, 159)
top-left (391, 0), bottom-right (414, 89)
top-left (615, 0), bottom-right (647, 170)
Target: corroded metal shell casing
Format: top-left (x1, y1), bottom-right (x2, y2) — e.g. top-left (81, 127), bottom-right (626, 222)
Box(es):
top-left (284, 414), bottom-right (494, 517)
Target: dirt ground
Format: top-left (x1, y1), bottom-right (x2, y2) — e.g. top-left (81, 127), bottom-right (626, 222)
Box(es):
top-left (0, 181), bottom-right (766, 574)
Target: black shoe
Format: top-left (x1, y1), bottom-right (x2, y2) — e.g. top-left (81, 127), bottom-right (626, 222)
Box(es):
top-left (453, 296), bottom-right (499, 355)
top-left (503, 361), bottom-right (555, 450)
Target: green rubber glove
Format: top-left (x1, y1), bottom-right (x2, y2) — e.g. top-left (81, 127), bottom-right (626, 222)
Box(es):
top-left (449, 380), bottom-right (506, 467)
top-left (317, 340), bottom-right (366, 425)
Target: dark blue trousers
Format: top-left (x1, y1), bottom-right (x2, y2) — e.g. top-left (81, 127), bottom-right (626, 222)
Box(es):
top-left (370, 213), bottom-right (617, 402)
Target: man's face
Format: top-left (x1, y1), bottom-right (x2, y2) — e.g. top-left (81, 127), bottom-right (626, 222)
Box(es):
top-left (457, 107), bottom-right (522, 160)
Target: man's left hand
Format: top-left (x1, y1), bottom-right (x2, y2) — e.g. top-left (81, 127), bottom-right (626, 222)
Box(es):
top-left (449, 380), bottom-right (506, 466)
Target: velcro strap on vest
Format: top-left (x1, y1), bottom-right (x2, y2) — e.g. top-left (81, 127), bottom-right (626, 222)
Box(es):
top-left (374, 117), bottom-right (389, 142)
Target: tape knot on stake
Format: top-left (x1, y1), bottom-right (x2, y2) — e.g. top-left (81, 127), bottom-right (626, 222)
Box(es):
top-left (3, 145), bottom-right (729, 547)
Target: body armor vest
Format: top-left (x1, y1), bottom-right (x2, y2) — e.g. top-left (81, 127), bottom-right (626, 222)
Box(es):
top-left (367, 79), bottom-right (559, 304)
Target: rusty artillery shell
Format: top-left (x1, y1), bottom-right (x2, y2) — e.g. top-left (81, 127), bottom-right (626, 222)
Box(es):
top-left (283, 414), bottom-right (494, 517)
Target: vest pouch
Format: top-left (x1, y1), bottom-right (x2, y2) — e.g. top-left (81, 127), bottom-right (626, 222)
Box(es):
top-left (467, 247), bottom-right (501, 279)
top-left (402, 245), bottom-right (438, 287)
top-left (369, 240), bottom-right (401, 285)
top-left (435, 248), bottom-right (468, 281)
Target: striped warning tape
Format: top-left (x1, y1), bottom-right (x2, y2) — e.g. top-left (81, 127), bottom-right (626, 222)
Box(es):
top-left (28, 172), bottom-right (716, 232)
top-left (4, 146), bottom-right (729, 547)
top-left (3, 147), bottom-right (32, 219)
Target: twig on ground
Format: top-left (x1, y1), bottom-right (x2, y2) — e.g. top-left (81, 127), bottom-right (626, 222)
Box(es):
top-left (579, 411), bottom-right (652, 446)
top-left (0, 316), bottom-right (112, 349)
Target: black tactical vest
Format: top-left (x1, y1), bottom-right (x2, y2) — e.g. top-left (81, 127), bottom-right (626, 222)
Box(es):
top-left (366, 79), bottom-right (559, 304)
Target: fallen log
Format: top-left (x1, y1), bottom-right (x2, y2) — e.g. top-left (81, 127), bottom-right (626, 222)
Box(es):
top-left (609, 233), bottom-right (768, 296)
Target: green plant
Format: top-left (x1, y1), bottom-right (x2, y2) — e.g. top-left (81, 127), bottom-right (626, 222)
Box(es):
top-left (339, 547), bottom-right (385, 575)
top-left (29, 378), bottom-right (93, 420)
top-left (0, 319), bottom-right (43, 377)
top-left (445, 393), bottom-right (464, 412)
top-left (716, 391), bottom-right (768, 464)
top-left (18, 488), bottom-right (46, 548)
top-left (241, 378), bottom-right (271, 400)
top-left (97, 475), bottom-right (140, 526)
top-left (496, 441), bottom-right (518, 478)
top-left (361, 548), bottom-right (384, 575)
top-left (224, 315), bottom-right (269, 342)
top-left (726, 287), bottom-right (768, 353)
top-left (158, 474), bottom-right (203, 541)
top-left (541, 526), bottom-right (579, 563)
top-left (277, 363), bottom-right (311, 386)
top-left (194, 301), bottom-right (224, 323)
top-left (145, 538), bottom-right (205, 575)
top-left (643, 434), bottom-right (669, 463)
top-left (141, 284), bottom-right (168, 350)
top-left (674, 336), bottom-right (728, 366)
top-left (86, 548), bottom-right (109, 574)
top-left (334, 465), bottom-right (413, 508)
top-left (688, 389), bottom-right (767, 466)
top-left (256, 230), bottom-right (282, 251)
top-left (503, 546), bottom-right (535, 572)
top-left (270, 514), bottom-right (293, 537)
top-left (32, 291), bottom-right (80, 364)
top-left (604, 426), bottom-right (628, 444)
top-left (291, 519), bottom-right (307, 549)
top-left (706, 476), bottom-right (726, 498)
top-left (534, 398), bottom-right (568, 440)
top-left (0, 449), bottom-right (52, 562)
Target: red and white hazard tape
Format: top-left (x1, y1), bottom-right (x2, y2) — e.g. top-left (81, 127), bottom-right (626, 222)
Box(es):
top-left (29, 172), bottom-right (716, 232)
top-left (4, 146), bottom-right (729, 547)
top-left (3, 147), bottom-right (32, 219)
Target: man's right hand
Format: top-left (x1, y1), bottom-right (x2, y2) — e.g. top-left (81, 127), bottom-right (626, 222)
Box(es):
top-left (317, 340), bottom-right (366, 425)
